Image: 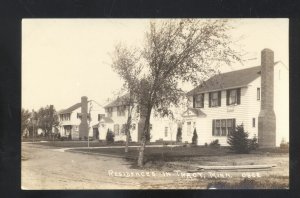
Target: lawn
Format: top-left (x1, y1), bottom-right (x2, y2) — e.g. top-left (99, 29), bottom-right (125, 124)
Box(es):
top-left (31, 140), bottom-right (143, 148)
top-left (71, 145), bottom-right (288, 162)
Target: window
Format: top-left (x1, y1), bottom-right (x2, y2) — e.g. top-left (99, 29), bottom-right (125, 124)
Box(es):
top-left (193, 94), bottom-right (204, 108)
top-left (257, 88), bottom-right (260, 100)
top-left (107, 107), bottom-right (113, 117)
top-left (121, 124), bottom-right (126, 134)
top-left (114, 124), bottom-right (119, 135)
top-left (226, 88), bottom-right (241, 105)
top-left (164, 127), bottom-right (168, 137)
top-left (221, 120), bottom-right (227, 136)
top-left (252, 118), bottom-right (256, 127)
top-left (212, 119), bottom-right (236, 136)
top-left (117, 106), bottom-right (125, 116)
top-left (209, 91), bottom-right (221, 107)
top-left (98, 114), bottom-right (105, 121)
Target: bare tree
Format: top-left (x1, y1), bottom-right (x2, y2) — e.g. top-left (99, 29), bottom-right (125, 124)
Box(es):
top-left (112, 19), bottom-right (241, 167)
top-left (111, 45), bottom-right (142, 153)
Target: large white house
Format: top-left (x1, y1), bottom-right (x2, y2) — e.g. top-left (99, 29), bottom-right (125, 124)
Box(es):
top-left (98, 94), bottom-right (178, 142)
top-left (58, 96), bottom-right (105, 140)
top-left (182, 49), bottom-right (289, 147)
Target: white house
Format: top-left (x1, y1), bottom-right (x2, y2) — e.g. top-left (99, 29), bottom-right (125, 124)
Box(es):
top-left (58, 96), bottom-right (105, 140)
top-left (98, 94), bottom-right (178, 142)
top-left (182, 49), bottom-right (289, 147)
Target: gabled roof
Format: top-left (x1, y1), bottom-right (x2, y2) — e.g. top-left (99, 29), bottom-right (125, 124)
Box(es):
top-left (104, 93), bottom-right (130, 108)
top-left (58, 103), bottom-right (81, 114)
top-left (187, 62), bottom-right (278, 96)
top-left (182, 108), bottom-right (207, 117)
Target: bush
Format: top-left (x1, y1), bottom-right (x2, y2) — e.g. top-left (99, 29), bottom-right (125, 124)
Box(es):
top-left (209, 139), bottom-right (220, 148)
top-left (176, 127), bottom-right (182, 142)
top-left (106, 129), bottom-right (115, 144)
top-left (227, 124), bottom-right (257, 154)
top-left (249, 134), bottom-right (258, 151)
top-left (192, 128), bottom-right (198, 145)
top-left (280, 138), bottom-right (289, 149)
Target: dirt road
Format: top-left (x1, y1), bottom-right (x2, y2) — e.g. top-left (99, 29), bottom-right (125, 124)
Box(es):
top-left (21, 143), bottom-right (289, 189)
top-left (21, 143), bottom-right (202, 189)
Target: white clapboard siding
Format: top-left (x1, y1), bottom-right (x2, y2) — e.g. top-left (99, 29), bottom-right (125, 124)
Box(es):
top-left (274, 62), bottom-right (289, 146)
top-left (182, 80), bottom-right (261, 146)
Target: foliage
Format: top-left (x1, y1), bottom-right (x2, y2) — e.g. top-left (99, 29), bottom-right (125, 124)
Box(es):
top-left (227, 124), bottom-right (257, 154)
top-left (209, 139), bottom-right (220, 148)
top-left (176, 127), bottom-right (182, 142)
top-left (111, 19), bottom-right (242, 166)
top-left (106, 129), bottom-right (115, 144)
top-left (21, 108), bottom-right (31, 136)
top-left (249, 134), bottom-right (258, 151)
top-left (192, 128), bottom-right (198, 145)
top-left (36, 105), bottom-right (59, 137)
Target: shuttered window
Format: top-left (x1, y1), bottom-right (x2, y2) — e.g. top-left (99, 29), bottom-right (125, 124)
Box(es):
top-left (194, 93), bottom-right (204, 108)
top-left (209, 91), bottom-right (221, 107)
top-left (212, 118), bottom-right (236, 136)
top-left (226, 88), bottom-right (241, 105)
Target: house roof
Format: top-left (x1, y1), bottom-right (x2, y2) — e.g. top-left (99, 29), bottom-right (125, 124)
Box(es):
top-left (99, 117), bottom-right (114, 123)
top-left (58, 103), bottom-right (81, 114)
top-left (104, 93), bottom-right (130, 108)
top-left (187, 62), bottom-right (279, 96)
top-left (182, 108), bottom-right (207, 117)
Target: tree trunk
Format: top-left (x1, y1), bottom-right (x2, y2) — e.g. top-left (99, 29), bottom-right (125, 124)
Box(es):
top-left (137, 107), bottom-right (152, 167)
top-left (125, 114), bottom-right (131, 153)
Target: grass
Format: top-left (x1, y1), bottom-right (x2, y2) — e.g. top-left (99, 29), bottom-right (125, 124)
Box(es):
top-left (31, 140), bottom-right (142, 148)
top-left (73, 146), bottom-right (231, 161)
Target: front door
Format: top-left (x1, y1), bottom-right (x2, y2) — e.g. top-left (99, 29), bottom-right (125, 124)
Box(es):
top-left (187, 122), bottom-right (192, 137)
top-left (93, 128), bottom-right (99, 139)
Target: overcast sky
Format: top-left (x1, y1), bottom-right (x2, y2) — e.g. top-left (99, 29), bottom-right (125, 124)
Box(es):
top-left (22, 19), bottom-right (288, 111)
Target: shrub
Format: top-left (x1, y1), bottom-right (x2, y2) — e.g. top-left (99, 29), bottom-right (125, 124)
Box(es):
top-left (280, 138), bottom-right (289, 149)
top-left (209, 139), bottom-right (220, 148)
top-left (192, 128), bottom-right (198, 145)
top-left (249, 134), bottom-right (258, 151)
top-left (227, 124), bottom-right (257, 154)
top-left (106, 129), bottom-right (115, 144)
top-left (176, 127), bottom-right (182, 142)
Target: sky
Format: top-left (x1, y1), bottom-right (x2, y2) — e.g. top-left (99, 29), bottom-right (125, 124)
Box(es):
top-left (22, 19), bottom-right (288, 111)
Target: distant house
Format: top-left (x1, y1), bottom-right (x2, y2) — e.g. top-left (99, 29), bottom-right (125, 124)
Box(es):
top-left (58, 96), bottom-right (105, 140)
top-left (183, 49), bottom-right (289, 147)
top-left (97, 94), bottom-right (178, 142)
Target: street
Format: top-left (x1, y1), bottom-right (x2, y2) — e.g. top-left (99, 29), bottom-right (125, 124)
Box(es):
top-left (21, 142), bottom-right (289, 189)
top-left (21, 143), bottom-right (202, 189)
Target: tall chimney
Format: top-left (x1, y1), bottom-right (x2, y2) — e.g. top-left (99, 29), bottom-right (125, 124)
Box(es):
top-left (258, 49), bottom-right (276, 148)
top-left (79, 96), bottom-right (89, 139)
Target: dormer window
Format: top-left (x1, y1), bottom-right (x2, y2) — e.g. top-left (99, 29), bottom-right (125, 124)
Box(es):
top-left (193, 93), bottom-right (204, 108)
top-left (226, 88), bottom-right (241, 105)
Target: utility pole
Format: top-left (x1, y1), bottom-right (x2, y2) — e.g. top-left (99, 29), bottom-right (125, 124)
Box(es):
top-left (32, 109), bottom-right (35, 142)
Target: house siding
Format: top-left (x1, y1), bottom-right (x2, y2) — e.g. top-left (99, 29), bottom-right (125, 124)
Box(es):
top-left (274, 62), bottom-right (289, 146)
top-left (182, 82), bottom-right (261, 146)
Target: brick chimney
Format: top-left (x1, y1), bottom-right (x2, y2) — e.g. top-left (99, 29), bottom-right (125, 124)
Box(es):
top-left (258, 49), bottom-right (276, 148)
top-left (79, 96), bottom-right (89, 139)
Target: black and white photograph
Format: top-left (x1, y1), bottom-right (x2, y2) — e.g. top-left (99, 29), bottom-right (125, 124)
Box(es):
top-left (21, 18), bottom-right (289, 189)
